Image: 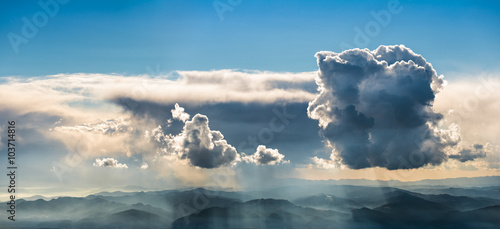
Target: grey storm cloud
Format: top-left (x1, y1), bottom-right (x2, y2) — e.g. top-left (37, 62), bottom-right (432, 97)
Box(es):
top-left (308, 45), bottom-right (451, 170)
top-left (449, 144), bottom-right (487, 162)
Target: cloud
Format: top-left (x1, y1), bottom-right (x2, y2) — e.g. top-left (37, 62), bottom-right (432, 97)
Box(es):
top-left (49, 118), bottom-right (141, 159)
top-left (0, 70), bottom-right (315, 125)
top-left (115, 99), bottom-right (325, 166)
top-left (171, 103), bottom-right (190, 122)
top-left (149, 105), bottom-right (240, 169)
top-left (93, 158), bottom-right (128, 168)
top-left (105, 70), bottom-right (316, 104)
top-left (308, 45), bottom-right (454, 170)
top-left (53, 119), bottom-right (132, 135)
top-left (149, 104), bottom-right (292, 168)
top-left (242, 145), bottom-right (288, 165)
top-left (2, 65), bottom-right (496, 188)
top-left (432, 75), bottom-right (500, 168)
top-left (179, 114), bottom-right (240, 168)
top-left (311, 156), bottom-right (338, 169)
top-left (140, 162), bottom-right (149, 170)
top-left (0, 71), bottom-right (314, 169)
top-left (449, 144), bottom-right (487, 162)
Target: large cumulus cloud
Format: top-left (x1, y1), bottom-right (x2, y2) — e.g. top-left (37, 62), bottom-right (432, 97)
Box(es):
top-left (308, 45), bottom-right (455, 170)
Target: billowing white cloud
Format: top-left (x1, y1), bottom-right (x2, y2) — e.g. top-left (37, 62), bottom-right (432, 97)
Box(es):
top-left (93, 158), bottom-right (128, 168)
top-left (140, 162), bottom-right (149, 170)
top-left (242, 145), bottom-right (288, 165)
top-left (171, 103), bottom-right (190, 122)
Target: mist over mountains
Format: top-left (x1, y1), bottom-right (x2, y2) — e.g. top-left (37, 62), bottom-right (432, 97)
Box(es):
top-left (2, 176), bottom-right (499, 228)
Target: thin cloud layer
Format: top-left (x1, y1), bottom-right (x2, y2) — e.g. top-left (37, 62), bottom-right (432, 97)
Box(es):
top-left (308, 45), bottom-right (454, 170)
top-left (112, 70), bottom-right (316, 104)
top-left (0, 70), bottom-right (315, 120)
top-left (93, 158), bottom-right (128, 168)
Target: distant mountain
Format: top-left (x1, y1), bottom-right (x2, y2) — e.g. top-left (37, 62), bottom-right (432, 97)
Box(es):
top-left (172, 198), bottom-right (349, 229)
top-left (4, 183), bottom-right (500, 228)
top-left (244, 176), bottom-right (500, 192)
top-left (21, 195), bottom-right (54, 201)
top-left (293, 193), bottom-right (364, 212)
top-left (352, 191), bottom-right (500, 229)
top-left (431, 205), bottom-right (500, 229)
top-left (396, 176), bottom-right (500, 188)
top-left (93, 190), bottom-right (138, 197)
top-left (248, 184), bottom-right (402, 204)
top-left (104, 209), bottom-right (170, 228)
top-left (466, 205), bottom-right (500, 222)
top-left (87, 188), bottom-right (245, 219)
top-left (410, 192), bottom-right (500, 211)
top-left (16, 196), bottom-right (171, 222)
top-left (71, 209), bottom-right (170, 228)
top-left (410, 186), bottom-right (500, 200)
top-left (373, 191), bottom-right (451, 222)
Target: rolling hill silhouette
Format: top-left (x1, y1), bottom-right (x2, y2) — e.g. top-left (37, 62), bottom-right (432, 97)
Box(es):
top-left (3, 178), bottom-right (500, 228)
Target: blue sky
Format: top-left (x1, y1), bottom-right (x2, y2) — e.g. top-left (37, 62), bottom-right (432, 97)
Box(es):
top-left (1, 0), bottom-right (499, 77)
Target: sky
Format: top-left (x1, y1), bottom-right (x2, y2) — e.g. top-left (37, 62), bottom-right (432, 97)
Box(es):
top-left (0, 0), bottom-right (499, 198)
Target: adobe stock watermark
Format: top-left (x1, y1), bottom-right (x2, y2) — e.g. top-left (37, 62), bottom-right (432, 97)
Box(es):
top-left (213, 0), bottom-right (243, 21)
top-left (339, 0), bottom-right (403, 50)
top-left (7, 0), bottom-right (70, 54)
